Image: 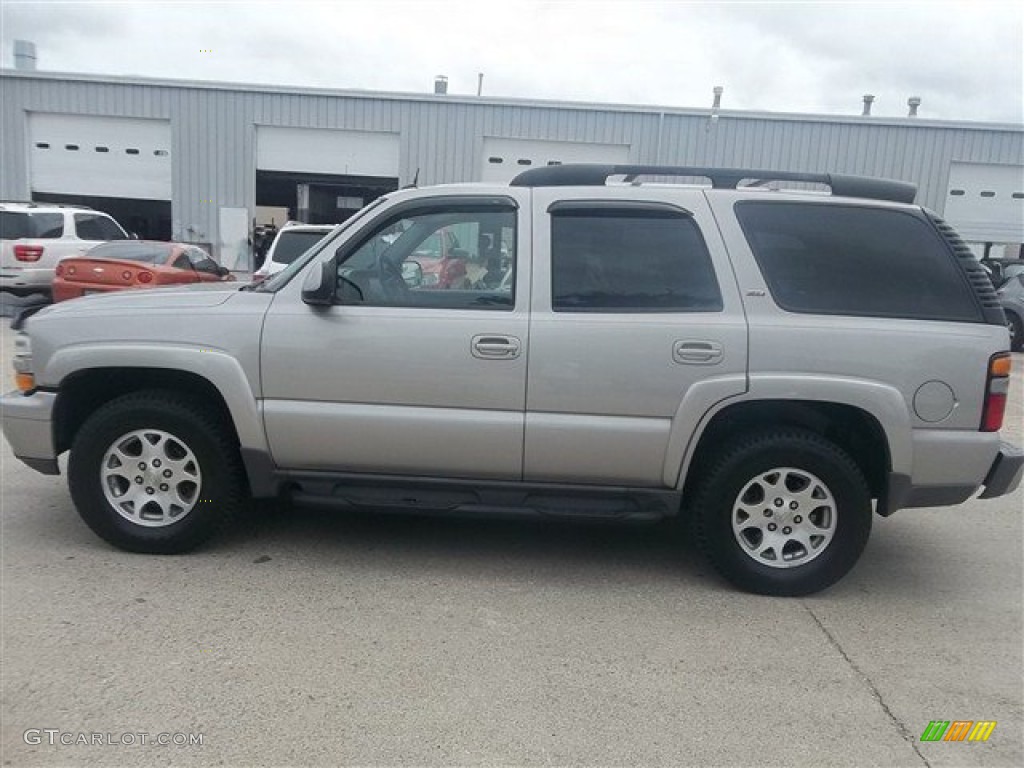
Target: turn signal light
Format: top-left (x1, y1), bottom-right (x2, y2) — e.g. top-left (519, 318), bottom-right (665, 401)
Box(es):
top-left (137, 271), bottom-right (153, 284)
top-left (990, 356), bottom-right (1012, 377)
top-left (15, 372), bottom-right (35, 393)
top-left (122, 270), bottom-right (132, 280)
top-left (14, 244), bottom-right (44, 262)
top-left (981, 353), bottom-right (1011, 432)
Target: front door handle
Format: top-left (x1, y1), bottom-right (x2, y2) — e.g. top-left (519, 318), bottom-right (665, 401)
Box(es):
top-left (472, 334), bottom-right (521, 360)
top-left (673, 340), bottom-right (724, 365)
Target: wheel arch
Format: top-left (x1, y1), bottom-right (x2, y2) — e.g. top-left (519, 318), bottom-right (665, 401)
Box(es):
top-left (54, 367), bottom-right (243, 455)
top-left (45, 344), bottom-right (267, 458)
top-left (678, 398), bottom-right (897, 504)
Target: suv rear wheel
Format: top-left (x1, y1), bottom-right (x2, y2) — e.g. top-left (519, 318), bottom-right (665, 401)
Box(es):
top-left (693, 429), bottom-right (872, 596)
top-left (68, 391), bottom-right (245, 553)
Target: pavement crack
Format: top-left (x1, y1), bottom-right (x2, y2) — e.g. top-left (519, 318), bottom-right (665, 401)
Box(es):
top-left (803, 602), bottom-right (931, 768)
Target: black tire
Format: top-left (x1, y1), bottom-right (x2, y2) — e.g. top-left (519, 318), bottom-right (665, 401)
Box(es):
top-left (68, 390), bottom-right (246, 553)
top-left (1007, 311), bottom-right (1023, 352)
top-left (692, 429), bottom-right (872, 596)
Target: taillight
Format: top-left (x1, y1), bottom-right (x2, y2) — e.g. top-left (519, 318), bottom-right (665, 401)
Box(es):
top-left (14, 244), bottom-right (44, 262)
top-left (981, 353), bottom-right (1011, 432)
top-left (137, 271), bottom-right (153, 284)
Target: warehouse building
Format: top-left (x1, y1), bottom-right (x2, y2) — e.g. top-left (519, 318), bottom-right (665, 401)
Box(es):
top-left (1, 66), bottom-right (1022, 270)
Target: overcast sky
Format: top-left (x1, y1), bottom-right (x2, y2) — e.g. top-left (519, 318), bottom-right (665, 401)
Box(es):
top-left (2, 0), bottom-right (1022, 123)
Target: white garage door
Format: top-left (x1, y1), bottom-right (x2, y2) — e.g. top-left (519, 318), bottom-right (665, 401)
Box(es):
top-left (943, 162), bottom-right (1024, 242)
top-left (29, 114), bottom-right (172, 200)
top-left (480, 138), bottom-right (631, 183)
top-left (256, 127), bottom-right (400, 176)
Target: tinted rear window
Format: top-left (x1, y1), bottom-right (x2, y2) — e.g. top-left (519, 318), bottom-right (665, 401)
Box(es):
top-left (0, 211), bottom-right (64, 239)
top-left (86, 242), bottom-right (171, 263)
top-left (272, 231), bottom-right (330, 265)
top-left (735, 202), bottom-right (981, 322)
top-left (551, 209), bottom-right (722, 312)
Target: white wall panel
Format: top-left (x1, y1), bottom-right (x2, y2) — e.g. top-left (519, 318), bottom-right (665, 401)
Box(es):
top-left (29, 113), bottom-right (172, 199)
top-left (943, 162), bottom-right (1024, 242)
top-left (480, 137), bottom-right (630, 183)
top-left (256, 126), bottom-right (399, 176)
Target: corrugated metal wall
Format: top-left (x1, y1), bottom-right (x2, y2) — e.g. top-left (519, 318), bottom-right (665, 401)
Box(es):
top-left (2, 71), bottom-right (1021, 258)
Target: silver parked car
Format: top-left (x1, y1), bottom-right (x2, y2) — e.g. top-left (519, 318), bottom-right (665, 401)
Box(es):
top-left (997, 272), bottom-right (1024, 351)
top-left (3, 164), bottom-right (1021, 596)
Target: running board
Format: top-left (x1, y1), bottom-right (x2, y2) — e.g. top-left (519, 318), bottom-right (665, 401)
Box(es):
top-left (284, 472), bottom-right (680, 522)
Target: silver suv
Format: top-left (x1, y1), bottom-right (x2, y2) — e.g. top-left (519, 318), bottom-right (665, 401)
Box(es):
top-left (1, 202), bottom-right (128, 297)
top-left (3, 165), bottom-right (1022, 596)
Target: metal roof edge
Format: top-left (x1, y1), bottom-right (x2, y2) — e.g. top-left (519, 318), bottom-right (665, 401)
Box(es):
top-left (2, 67), bottom-right (1022, 133)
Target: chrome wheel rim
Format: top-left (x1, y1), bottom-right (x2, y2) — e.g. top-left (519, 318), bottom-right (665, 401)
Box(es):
top-left (731, 467), bottom-right (837, 569)
top-left (100, 429), bottom-right (202, 527)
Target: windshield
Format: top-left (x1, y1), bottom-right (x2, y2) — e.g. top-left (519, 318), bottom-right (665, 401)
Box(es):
top-left (258, 196), bottom-right (391, 292)
top-left (271, 230), bottom-right (332, 265)
top-left (85, 242), bottom-right (171, 263)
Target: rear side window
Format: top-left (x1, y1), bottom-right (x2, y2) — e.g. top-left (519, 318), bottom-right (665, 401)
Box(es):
top-left (272, 231), bottom-right (330, 265)
top-left (0, 211), bottom-right (64, 239)
top-left (735, 202), bottom-right (981, 322)
top-left (74, 213), bottom-right (127, 242)
top-left (550, 208), bottom-right (722, 312)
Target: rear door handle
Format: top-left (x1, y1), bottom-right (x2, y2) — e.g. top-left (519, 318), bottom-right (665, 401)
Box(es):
top-left (673, 340), bottom-right (724, 365)
top-left (472, 334), bottom-right (521, 360)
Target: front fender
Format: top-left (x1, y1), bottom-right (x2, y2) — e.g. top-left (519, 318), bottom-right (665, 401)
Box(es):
top-left (43, 343), bottom-right (268, 455)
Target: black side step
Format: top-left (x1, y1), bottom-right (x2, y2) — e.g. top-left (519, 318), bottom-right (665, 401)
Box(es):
top-left (285, 472), bottom-right (680, 523)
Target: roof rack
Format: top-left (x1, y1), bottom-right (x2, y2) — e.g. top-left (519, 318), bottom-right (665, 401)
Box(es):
top-left (509, 164), bottom-right (917, 204)
top-left (0, 200), bottom-right (95, 210)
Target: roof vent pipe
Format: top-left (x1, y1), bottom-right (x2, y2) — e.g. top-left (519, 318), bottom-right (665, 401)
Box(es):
top-left (908, 96), bottom-right (921, 117)
top-left (434, 75), bottom-right (448, 95)
top-left (14, 40), bottom-right (37, 71)
top-left (712, 86), bottom-right (723, 109)
top-left (862, 94), bottom-right (875, 116)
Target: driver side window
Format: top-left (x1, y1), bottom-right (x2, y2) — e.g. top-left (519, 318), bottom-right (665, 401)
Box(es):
top-left (337, 205), bottom-right (516, 310)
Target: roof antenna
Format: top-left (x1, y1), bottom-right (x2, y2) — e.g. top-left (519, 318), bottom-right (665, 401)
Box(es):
top-left (402, 168), bottom-right (420, 189)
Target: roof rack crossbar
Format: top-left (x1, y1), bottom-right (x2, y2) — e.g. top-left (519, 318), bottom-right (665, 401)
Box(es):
top-left (0, 201), bottom-right (95, 210)
top-left (509, 164), bottom-right (917, 204)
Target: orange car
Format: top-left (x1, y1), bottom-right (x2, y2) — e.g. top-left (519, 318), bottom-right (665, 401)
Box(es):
top-left (53, 241), bottom-right (233, 302)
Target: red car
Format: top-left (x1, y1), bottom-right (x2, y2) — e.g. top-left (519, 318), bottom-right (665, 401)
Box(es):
top-left (53, 241), bottom-right (233, 302)
top-left (411, 227), bottom-right (468, 289)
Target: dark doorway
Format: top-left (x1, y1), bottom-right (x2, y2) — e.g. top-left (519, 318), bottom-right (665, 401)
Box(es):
top-left (31, 192), bottom-right (172, 240)
top-left (255, 170), bottom-right (398, 225)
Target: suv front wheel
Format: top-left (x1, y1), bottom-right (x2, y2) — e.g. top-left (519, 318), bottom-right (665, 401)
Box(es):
top-left (693, 429), bottom-right (872, 596)
top-left (68, 391), bottom-right (245, 553)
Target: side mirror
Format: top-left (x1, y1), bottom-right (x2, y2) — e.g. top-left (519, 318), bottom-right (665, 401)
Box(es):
top-left (216, 265), bottom-right (230, 277)
top-left (301, 259), bottom-right (337, 305)
top-left (401, 260), bottom-right (423, 288)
